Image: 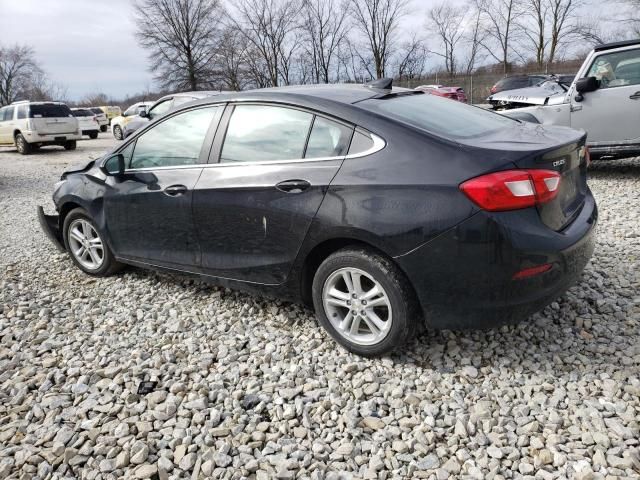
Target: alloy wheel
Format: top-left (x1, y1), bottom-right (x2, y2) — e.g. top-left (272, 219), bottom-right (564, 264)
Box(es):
top-left (68, 219), bottom-right (105, 270)
top-left (322, 267), bottom-right (393, 346)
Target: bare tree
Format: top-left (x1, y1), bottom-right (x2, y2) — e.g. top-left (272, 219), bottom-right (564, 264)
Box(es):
top-left (523, 0), bottom-right (547, 68)
top-left (229, 0), bottom-right (301, 87)
top-left (477, 0), bottom-right (523, 75)
top-left (133, 0), bottom-right (221, 91)
top-left (463, 3), bottom-right (487, 75)
top-left (215, 27), bottom-right (252, 90)
top-left (395, 34), bottom-right (427, 84)
top-left (428, 2), bottom-right (465, 78)
top-left (349, 0), bottom-right (409, 78)
top-left (301, 0), bottom-right (349, 83)
top-left (0, 44), bottom-right (41, 105)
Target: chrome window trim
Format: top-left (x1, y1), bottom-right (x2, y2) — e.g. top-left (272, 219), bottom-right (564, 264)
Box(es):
top-left (121, 132), bottom-right (386, 173)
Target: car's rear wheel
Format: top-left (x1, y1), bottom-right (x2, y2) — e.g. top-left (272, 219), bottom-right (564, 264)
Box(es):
top-left (312, 247), bottom-right (418, 357)
top-left (15, 133), bottom-right (31, 155)
top-left (89, 132), bottom-right (98, 139)
top-left (63, 208), bottom-right (122, 276)
top-left (64, 140), bottom-right (77, 151)
top-left (113, 125), bottom-right (123, 140)
top-left (100, 125), bottom-right (107, 132)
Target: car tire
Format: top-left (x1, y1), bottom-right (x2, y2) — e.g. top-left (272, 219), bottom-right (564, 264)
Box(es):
top-left (113, 125), bottom-right (123, 140)
top-left (63, 208), bottom-right (123, 276)
top-left (89, 132), bottom-right (98, 139)
top-left (15, 133), bottom-right (32, 155)
top-left (312, 247), bottom-right (419, 357)
top-left (64, 140), bottom-right (77, 151)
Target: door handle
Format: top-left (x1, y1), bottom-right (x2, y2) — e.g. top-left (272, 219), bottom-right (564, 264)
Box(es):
top-left (164, 184), bottom-right (187, 196)
top-left (630, 91), bottom-right (640, 100)
top-left (275, 179), bottom-right (311, 193)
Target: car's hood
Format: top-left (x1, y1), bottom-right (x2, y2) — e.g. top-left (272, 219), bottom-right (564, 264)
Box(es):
top-left (488, 81), bottom-right (566, 105)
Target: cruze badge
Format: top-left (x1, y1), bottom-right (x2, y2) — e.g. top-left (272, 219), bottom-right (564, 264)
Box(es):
top-left (553, 159), bottom-right (565, 167)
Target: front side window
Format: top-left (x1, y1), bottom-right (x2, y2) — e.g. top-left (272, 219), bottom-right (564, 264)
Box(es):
top-left (129, 107), bottom-right (218, 169)
top-left (359, 93), bottom-right (517, 139)
top-left (220, 105), bottom-right (313, 163)
top-left (305, 117), bottom-right (352, 158)
top-left (149, 99), bottom-right (173, 120)
top-left (587, 49), bottom-right (640, 88)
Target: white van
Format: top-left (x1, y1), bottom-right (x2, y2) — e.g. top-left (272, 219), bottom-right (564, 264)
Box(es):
top-left (0, 101), bottom-right (82, 154)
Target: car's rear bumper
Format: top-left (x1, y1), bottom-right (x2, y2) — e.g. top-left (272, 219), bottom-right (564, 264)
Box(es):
top-left (37, 206), bottom-right (65, 252)
top-left (23, 131), bottom-right (82, 143)
top-left (396, 191), bottom-right (597, 330)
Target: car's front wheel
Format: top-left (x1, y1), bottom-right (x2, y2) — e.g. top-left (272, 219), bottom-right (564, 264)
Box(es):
top-left (63, 208), bottom-right (122, 276)
top-left (113, 125), bottom-right (123, 140)
top-left (312, 247), bottom-right (419, 357)
top-left (89, 132), bottom-right (98, 139)
top-left (64, 140), bottom-right (77, 151)
top-left (15, 133), bottom-right (32, 155)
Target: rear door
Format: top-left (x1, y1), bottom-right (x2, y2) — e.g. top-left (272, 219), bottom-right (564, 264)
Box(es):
top-left (0, 107), bottom-right (14, 144)
top-left (29, 104), bottom-right (78, 135)
top-left (192, 104), bottom-right (353, 284)
top-left (571, 46), bottom-right (640, 144)
top-left (103, 105), bottom-right (222, 268)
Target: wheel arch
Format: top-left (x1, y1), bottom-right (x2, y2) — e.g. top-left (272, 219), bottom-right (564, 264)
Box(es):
top-left (298, 237), bottom-right (416, 307)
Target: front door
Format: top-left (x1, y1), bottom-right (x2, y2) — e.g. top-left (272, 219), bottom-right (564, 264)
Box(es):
top-left (193, 104), bottom-right (353, 284)
top-left (571, 47), bottom-right (640, 145)
top-left (103, 105), bottom-right (221, 268)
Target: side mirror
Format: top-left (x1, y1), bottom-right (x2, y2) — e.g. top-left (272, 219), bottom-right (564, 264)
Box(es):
top-left (101, 153), bottom-right (125, 176)
top-left (576, 76), bottom-right (600, 94)
top-left (139, 109), bottom-right (148, 118)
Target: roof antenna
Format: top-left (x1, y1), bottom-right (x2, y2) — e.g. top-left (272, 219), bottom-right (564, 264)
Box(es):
top-left (364, 78), bottom-right (393, 91)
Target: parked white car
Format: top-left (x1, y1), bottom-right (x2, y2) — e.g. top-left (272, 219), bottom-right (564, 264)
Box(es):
top-left (111, 101), bottom-right (153, 140)
top-left (490, 39), bottom-right (640, 159)
top-left (0, 101), bottom-right (81, 154)
top-left (71, 108), bottom-right (100, 139)
top-left (88, 107), bottom-right (109, 132)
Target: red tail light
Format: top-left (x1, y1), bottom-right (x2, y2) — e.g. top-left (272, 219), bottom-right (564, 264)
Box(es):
top-left (513, 263), bottom-right (552, 279)
top-left (460, 169), bottom-right (561, 211)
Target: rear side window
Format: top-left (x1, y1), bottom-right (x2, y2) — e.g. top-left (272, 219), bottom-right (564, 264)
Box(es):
top-left (29, 104), bottom-right (73, 118)
top-left (1, 107), bottom-right (14, 121)
top-left (129, 106), bottom-right (218, 169)
top-left (359, 93), bottom-right (517, 139)
top-left (90, 108), bottom-right (103, 114)
top-left (220, 105), bottom-right (313, 163)
top-left (348, 130), bottom-right (374, 155)
top-left (17, 105), bottom-right (27, 119)
top-left (305, 117), bottom-right (352, 159)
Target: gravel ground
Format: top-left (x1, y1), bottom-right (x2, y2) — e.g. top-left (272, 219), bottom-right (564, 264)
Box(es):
top-left (1, 136), bottom-right (639, 480)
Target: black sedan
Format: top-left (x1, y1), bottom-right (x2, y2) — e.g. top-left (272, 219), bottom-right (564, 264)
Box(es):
top-left (39, 79), bottom-right (596, 357)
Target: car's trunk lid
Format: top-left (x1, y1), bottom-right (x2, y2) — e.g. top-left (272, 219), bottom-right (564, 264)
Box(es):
top-left (460, 122), bottom-right (588, 231)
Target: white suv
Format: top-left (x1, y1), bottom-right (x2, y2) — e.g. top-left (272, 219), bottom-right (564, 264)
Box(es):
top-left (0, 101), bottom-right (82, 154)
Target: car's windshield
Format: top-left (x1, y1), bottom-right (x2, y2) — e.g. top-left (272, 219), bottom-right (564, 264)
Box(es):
top-left (359, 93), bottom-right (517, 139)
top-left (72, 109), bottom-right (93, 117)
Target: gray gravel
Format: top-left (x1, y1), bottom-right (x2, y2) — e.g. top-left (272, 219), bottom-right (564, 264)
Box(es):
top-left (1, 136), bottom-right (639, 479)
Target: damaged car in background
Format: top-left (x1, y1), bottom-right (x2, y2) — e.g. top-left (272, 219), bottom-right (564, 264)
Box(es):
top-left (487, 39), bottom-right (640, 160)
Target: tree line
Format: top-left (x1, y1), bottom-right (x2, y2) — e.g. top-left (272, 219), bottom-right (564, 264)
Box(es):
top-left (133, 0), bottom-right (623, 92)
top-left (1, 0), bottom-right (638, 106)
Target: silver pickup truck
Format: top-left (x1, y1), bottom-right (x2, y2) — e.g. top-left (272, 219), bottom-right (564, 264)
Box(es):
top-left (488, 39), bottom-right (640, 159)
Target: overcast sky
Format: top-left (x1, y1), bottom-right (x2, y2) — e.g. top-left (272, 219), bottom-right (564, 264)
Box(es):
top-left (0, 0), bottom-right (152, 101)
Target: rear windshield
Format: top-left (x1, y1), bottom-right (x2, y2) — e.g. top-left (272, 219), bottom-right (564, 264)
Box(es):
top-left (29, 104), bottom-right (73, 118)
top-left (72, 109), bottom-right (93, 117)
top-left (359, 93), bottom-right (517, 139)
